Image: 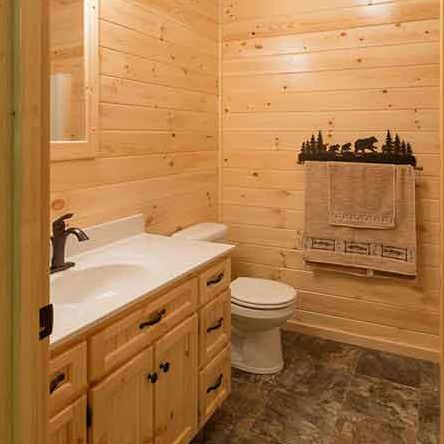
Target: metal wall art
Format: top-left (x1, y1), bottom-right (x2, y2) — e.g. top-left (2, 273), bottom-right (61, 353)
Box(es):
top-left (298, 130), bottom-right (417, 167)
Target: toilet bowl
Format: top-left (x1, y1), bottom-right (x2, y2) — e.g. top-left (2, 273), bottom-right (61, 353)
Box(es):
top-left (172, 223), bottom-right (298, 374)
top-left (230, 277), bottom-right (297, 374)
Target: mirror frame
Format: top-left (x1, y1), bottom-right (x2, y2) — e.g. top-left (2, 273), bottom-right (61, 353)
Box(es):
top-left (50, 0), bottom-right (99, 162)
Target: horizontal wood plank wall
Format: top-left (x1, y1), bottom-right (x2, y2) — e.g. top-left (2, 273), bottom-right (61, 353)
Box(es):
top-left (222, 0), bottom-right (441, 361)
top-left (50, 0), bottom-right (219, 233)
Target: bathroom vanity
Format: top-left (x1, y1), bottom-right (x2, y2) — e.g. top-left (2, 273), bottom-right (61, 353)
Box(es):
top-left (48, 230), bottom-right (234, 444)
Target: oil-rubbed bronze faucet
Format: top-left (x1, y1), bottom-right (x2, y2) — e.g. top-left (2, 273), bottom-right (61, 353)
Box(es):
top-left (50, 213), bottom-right (89, 274)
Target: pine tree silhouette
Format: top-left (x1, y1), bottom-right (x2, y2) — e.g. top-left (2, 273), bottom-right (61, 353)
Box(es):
top-left (382, 130), bottom-right (393, 154)
top-left (401, 141), bottom-right (407, 156)
top-left (317, 131), bottom-right (325, 152)
top-left (406, 143), bottom-right (413, 155)
top-left (310, 134), bottom-right (316, 153)
top-left (308, 139), bottom-right (314, 154)
top-left (394, 134), bottom-right (401, 156)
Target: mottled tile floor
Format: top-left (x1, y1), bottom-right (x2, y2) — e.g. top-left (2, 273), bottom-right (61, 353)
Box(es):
top-left (194, 332), bottom-right (440, 444)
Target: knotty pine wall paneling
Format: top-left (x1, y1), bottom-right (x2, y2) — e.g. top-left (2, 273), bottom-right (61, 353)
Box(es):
top-left (221, 0), bottom-right (441, 361)
top-left (51, 0), bottom-right (219, 234)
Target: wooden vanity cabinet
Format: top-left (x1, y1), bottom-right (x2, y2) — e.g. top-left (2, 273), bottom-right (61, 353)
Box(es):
top-left (48, 256), bottom-right (232, 444)
top-left (89, 315), bottom-right (198, 444)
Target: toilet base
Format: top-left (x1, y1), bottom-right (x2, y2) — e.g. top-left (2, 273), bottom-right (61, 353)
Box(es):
top-left (231, 326), bottom-right (284, 375)
top-left (231, 360), bottom-right (284, 375)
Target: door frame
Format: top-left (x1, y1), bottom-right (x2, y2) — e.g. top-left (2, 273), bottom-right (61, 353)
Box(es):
top-left (0, 0), bottom-right (13, 440)
top-left (1, 0), bottom-right (50, 442)
top-left (441, 1), bottom-right (444, 442)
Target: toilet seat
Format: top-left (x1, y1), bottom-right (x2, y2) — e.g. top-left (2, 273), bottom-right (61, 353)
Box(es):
top-left (231, 299), bottom-right (294, 311)
top-left (230, 277), bottom-right (297, 311)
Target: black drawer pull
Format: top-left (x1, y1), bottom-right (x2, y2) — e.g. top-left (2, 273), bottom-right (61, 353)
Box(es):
top-left (207, 318), bottom-right (224, 334)
top-left (147, 372), bottom-right (158, 384)
top-left (49, 372), bottom-right (65, 394)
top-left (207, 374), bottom-right (223, 394)
top-left (207, 273), bottom-right (224, 287)
top-left (159, 361), bottom-right (171, 373)
top-left (139, 309), bottom-right (166, 330)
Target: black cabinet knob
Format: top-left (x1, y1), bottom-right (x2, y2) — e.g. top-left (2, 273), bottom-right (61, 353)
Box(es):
top-left (159, 362), bottom-right (171, 373)
top-left (147, 372), bottom-right (158, 384)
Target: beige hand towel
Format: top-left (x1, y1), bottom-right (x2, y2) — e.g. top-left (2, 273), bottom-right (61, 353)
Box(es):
top-left (328, 162), bottom-right (396, 229)
top-left (303, 162), bottom-right (417, 277)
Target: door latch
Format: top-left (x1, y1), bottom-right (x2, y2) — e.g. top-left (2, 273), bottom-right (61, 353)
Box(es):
top-left (39, 304), bottom-right (54, 340)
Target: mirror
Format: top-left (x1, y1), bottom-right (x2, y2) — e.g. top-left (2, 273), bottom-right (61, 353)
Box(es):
top-left (49, 0), bottom-right (98, 161)
top-left (50, 0), bottom-right (85, 141)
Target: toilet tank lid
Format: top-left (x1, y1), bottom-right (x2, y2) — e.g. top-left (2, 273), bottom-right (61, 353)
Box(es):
top-left (172, 223), bottom-right (228, 241)
top-left (231, 277), bottom-right (297, 308)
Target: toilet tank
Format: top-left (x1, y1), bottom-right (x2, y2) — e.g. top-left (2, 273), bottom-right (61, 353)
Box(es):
top-left (172, 223), bottom-right (228, 242)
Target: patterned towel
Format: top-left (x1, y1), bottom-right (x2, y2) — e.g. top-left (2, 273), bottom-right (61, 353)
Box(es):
top-left (328, 162), bottom-right (396, 229)
top-left (303, 162), bottom-right (417, 277)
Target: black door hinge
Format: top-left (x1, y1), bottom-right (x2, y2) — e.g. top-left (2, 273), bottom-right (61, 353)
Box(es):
top-left (39, 304), bottom-right (54, 340)
top-left (87, 404), bottom-right (92, 428)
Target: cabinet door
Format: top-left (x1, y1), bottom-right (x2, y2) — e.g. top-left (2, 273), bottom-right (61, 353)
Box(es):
top-left (154, 315), bottom-right (198, 444)
top-left (48, 395), bottom-right (87, 444)
top-left (89, 347), bottom-right (155, 444)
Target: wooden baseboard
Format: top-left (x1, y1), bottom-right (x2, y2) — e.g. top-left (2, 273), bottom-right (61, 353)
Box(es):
top-left (285, 318), bottom-right (440, 363)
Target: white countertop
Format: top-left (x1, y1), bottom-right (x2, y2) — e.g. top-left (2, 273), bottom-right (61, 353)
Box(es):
top-left (51, 233), bottom-right (234, 346)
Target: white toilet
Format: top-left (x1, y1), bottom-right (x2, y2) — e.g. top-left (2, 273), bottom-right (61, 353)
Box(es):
top-left (173, 223), bottom-right (297, 375)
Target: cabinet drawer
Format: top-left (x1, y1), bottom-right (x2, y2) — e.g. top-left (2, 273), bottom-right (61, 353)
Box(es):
top-left (49, 342), bottom-right (87, 417)
top-left (89, 278), bottom-right (198, 382)
top-left (49, 395), bottom-right (87, 444)
top-left (199, 291), bottom-right (231, 368)
top-left (199, 258), bottom-right (231, 305)
top-left (199, 345), bottom-right (231, 427)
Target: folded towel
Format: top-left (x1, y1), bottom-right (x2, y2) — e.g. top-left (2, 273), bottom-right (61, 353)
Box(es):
top-left (328, 162), bottom-right (396, 229)
top-left (303, 162), bottom-right (417, 277)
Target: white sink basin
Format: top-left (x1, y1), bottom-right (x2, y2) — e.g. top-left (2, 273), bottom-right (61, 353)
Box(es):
top-left (51, 263), bottom-right (150, 306)
top-left (49, 232), bottom-right (235, 345)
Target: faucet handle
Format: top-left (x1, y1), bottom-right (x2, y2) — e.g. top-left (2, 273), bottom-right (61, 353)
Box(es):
top-left (53, 213), bottom-right (74, 231)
